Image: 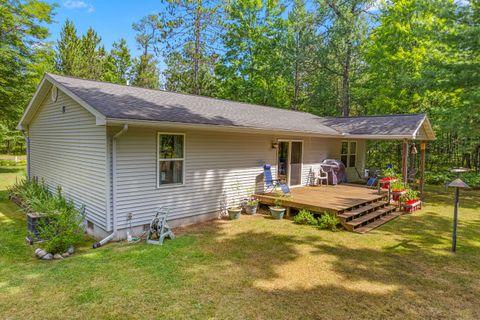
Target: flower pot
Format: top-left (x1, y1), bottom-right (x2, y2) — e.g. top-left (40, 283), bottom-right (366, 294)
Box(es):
top-left (269, 206), bottom-right (286, 220)
top-left (244, 204), bottom-right (258, 215)
top-left (228, 207), bottom-right (242, 220)
top-left (391, 190), bottom-right (406, 201)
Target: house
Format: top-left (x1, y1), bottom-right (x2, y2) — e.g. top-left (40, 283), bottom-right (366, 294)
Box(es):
top-left (17, 74), bottom-right (436, 240)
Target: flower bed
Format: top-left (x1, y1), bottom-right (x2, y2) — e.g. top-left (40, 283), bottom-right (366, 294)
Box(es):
top-left (8, 178), bottom-right (85, 260)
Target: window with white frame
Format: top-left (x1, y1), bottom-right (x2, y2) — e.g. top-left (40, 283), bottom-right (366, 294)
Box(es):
top-left (341, 141), bottom-right (357, 168)
top-left (157, 133), bottom-right (185, 186)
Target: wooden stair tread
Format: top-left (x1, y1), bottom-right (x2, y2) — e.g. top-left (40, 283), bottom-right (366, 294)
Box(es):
top-left (354, 211), bottom-right (402, 234)
top-left (346, 205), bottom-right (397, 227)
top-left (337, 201), bottom-right (389, 219)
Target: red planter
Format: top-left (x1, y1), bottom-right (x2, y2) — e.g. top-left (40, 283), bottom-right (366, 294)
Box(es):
top-left (391, 190), bottom-right (406, 201)
top-left (401, 199), bottom-right (422, 213)
top-left (379, 177), bottom-right (396, 189)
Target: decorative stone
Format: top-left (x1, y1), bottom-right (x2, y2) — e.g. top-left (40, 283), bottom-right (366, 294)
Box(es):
top-left (67, 246), bottom-right (75, 254)
top-left (53, 253), bottom-right (63, 260)
top-left (35, 248), bottom-right (47, 259)
top-left (41, 253), bottom-right (53, 260)
top-left (61, 252), bottom-right (70, 258)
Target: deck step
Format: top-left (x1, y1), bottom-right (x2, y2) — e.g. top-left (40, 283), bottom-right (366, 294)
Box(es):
top-left (353, 210), bottom-right (401, 234)
top-left (345, 205), bottom-right (397, 230)
top-left (337, 201), bottom-right (389, 220)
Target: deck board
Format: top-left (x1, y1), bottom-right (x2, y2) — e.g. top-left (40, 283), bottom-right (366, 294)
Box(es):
top-left (254, 184), bottom-right (387, 214)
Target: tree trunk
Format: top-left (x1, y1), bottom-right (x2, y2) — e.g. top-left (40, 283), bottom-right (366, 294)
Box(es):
top-left (293, 50), bottom-right (300, 111)
top-left (341, 46), bottom-right (351, 117)
top-left (193, 4), bottom-right (201, 95)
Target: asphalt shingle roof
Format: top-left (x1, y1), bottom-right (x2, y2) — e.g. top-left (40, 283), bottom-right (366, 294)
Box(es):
top-left (45, 74), bottom-right (432, 139)
top-left (48, 74), bottom-right (340, 135)
top-left (318, 114), bottom-right (427, 137)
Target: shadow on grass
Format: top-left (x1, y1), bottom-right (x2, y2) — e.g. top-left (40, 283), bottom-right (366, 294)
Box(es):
top-left (1, 189), bottom-right (480, 318)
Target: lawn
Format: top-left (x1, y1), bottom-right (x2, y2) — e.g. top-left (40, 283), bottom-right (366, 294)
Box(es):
top-left (1, 166), bottom-right (480, 319)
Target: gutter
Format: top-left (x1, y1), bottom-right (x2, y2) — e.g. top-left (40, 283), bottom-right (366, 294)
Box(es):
top-left (93, 124), bottom-right (128, 248)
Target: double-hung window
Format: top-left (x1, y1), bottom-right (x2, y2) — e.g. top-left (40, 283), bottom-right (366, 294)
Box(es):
top-left (341, 141), bottom-right (357, 168)
top-left (157, 133), bottom-right (185, 186)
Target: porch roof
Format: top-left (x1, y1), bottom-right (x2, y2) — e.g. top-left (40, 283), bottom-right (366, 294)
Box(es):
top-left (318, 114), bottom-right (436, 141)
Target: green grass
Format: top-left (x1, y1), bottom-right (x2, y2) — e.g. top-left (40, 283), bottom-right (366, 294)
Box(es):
top-left (1, 167), bottom-right (480, 319)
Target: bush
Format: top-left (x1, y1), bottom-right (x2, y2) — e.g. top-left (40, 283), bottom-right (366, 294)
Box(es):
top-left (0, 159), bottom-right (26, 166)
top-left (317, 212), bottom-right (340, 231)
top-left (425, 171), bottom-right (480, 188)
top-left (293, 209), bottom-right (317, 225)
top-left (9, 178), bottom-right (86, 254)
top-left (37, 203), bottom-right (85, 254)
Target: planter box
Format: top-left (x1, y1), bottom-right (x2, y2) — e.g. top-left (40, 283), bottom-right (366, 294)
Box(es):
top-left (391, 190), bottom-right (406, 201)
top-left (400, 200), bottom-right (422, 213)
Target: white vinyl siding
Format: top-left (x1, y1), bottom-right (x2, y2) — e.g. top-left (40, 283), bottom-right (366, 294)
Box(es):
top-left (113, 127), bottom-right (342, 229)
top-left (29, 89), bottom-right (108, 229)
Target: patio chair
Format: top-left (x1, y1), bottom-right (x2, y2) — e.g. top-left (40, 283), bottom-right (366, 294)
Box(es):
top-left (313, 166), bottom-right (328, 186)
top-left (264, 164), bottom-right (280, 193)
top-left (366, 177), bottom-right (377, 188)
top-left (146, 207), bottom-right (175, 245)
top-left (263, 164), bottom-right (290, 194)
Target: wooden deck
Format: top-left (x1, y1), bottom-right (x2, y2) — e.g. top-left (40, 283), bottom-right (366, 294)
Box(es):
top-left (254, 184), bottom-right (387, 214)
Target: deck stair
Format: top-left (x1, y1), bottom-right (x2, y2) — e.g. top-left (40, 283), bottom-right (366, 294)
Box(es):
top-left (337, 196), bottom-right (399, 233)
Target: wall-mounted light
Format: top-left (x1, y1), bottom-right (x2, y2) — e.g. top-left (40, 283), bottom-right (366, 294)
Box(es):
top-left (62, 106), bottom-right (66, 113)
top-left (272, 142), bottom-right (278, 149)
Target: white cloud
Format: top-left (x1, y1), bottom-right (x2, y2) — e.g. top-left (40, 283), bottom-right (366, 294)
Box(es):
top-left (63, 0), bottom-right (94, 13)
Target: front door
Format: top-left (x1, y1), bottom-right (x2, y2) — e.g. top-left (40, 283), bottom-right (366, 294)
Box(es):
top-left (277, 140), bottom-right (303, 186)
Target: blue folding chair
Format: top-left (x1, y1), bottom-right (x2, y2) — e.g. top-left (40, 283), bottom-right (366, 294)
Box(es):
top-left (264, 164), bottom-right (279, 193)
top-left (366, 177), bottom-right (377, 188)
top-left (263, 164), bottom-right (290, 194)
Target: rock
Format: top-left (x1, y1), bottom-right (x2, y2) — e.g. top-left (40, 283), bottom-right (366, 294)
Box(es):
top-left (61, 252), bottom-right (70, 258)
top-left (53, 253), bottom-right (63, 260)
top-left (41, 253), bottom-right (53, 260)
top-left (35, 248), bottom-right (47, 259)
top-left (67, 246), bottom-right (75, 254)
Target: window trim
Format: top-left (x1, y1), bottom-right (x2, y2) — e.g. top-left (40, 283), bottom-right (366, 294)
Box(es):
top-left (157, 132), bottom-right (186, 188)
top-left (341, 140), bottom-right (357, 168)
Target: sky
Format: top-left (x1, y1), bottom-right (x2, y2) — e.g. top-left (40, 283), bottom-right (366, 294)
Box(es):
top-left (45, 0), bottom-right (165, 58)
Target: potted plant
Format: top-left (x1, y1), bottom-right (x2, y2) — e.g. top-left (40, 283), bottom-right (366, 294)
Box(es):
top-left (380, 168), bottom-right (398, 189)
top-left (400, 189), bottom-right (421, 213)
top-left (269, 191), bottom-right (287, 219)
top-left (243, 195), bottom-right (259, 215)
top-left (227, 181), bottom-right (242, 220)
top-left (390, 180), bottom-right (407, 201)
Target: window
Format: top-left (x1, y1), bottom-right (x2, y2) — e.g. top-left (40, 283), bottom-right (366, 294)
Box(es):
top-left (341, 141), bottom-right (357, 168)
top-left (157, 133), bottom-right (185, 186)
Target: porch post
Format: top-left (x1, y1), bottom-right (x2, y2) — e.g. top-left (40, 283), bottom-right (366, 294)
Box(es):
top-left (401, 139), bottom-right (409, 184)
top-left (419, 141), bottom-right (427, 200)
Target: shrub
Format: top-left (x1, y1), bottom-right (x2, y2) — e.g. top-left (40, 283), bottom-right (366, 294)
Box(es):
top-left (317, 212), bottom-right (340, 231)
top-left (37, 203), bottom-right (85, 254)
top-left (9, 178), bottom-right (86, 254)
top-left (293, 209), bottom-right (317, 225)
top-left (0, 159), bottom-right (26, 166)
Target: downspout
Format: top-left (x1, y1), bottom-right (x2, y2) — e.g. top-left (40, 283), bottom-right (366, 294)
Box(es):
top-left (22, 127), bottom-right (31, 180)
top-left (93, 124), bottom-right (128, 248)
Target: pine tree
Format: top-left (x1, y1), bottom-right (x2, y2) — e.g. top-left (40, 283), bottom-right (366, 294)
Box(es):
top-left (55, 20), bottom-right (81, 76)
top-left (131, 15), bottom-right (161, 88)
top-left (159, 0), bottom-right (223, 96)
